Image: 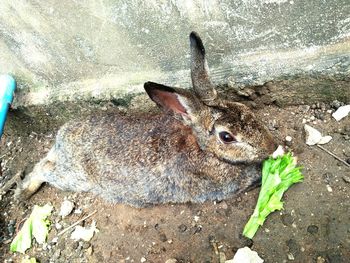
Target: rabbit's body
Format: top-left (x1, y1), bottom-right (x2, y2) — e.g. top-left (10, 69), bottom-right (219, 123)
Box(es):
top-left (16, 32), bottom-right (276, 207)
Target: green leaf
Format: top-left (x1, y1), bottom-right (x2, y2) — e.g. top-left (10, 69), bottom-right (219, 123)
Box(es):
top-left (10, 204), bottom-right (53, 253)
top-left (243, 153), bottom-right (303, 239)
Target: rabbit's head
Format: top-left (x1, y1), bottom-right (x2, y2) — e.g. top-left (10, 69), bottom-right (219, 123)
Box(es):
top-left (145, 32), bottom-right (276, 163)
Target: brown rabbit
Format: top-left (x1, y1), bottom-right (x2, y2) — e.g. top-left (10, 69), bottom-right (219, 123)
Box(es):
top-left (15, 32), bottom-right (276, 207)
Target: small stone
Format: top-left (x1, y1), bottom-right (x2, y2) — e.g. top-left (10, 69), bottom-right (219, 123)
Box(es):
top-left (7, 224), bottom-right (15, 236)
top-left (310, 116), bottom-right (315, 121)
top-left (326, 185), bottom-right (333, 192)
top-left (287, 253), bottom-right (295, 260)
top-left (300, 105), bottom-right (310, 113)
top-left (304, 125), bottom-right (332, 145)
top-left (86, 246), bottom-right (93, 255)
top-left (332, 105), bottom-right (350, 121)
top-left (178, 224), bottom-right (187, 232)
top-left (342, 175), bottom-right (350, 183)
top-left (323, 172), bottom-right (332, 184)
top-left (52, 249), bottom-right (61, 260)
top-left (315, 112), bottom-right (325, 120)
top-left (221, 201), bottom-right (228, 210)
top-left (285, 136), bottom-right (292, 142)
top-left (72, 241), bottom-right (79, 250)
top-left (316, 256), bottom-right (326, 263)
top-left (193, 225), bottom-right (202, 234)
top-left (318, 135), bottom-right (332, 145)
top-left (165, 259), bottom-right (178, 263)
top-left (141, 257), bottom-right (147, 263)
top-left (159, 233), bottom-right (167, 242)
top-left (51, 237), bottom-right (59, 244)
top-left (59, 200), bottom-right (75, 217)
top-left (74, 208), bottom-right (82, 214)
top-left (307, 225), bottom-right (319, 234)
top-left (311, 104), bottom-right (316, 109)
top-left (82, 242), bottom-right (91, 249)
top-left (281, 214), bottom-right (294, 226)
top-left (55, 222), bottom-right (63, 230)
top-left (330, 100), bottom-right (342, 109)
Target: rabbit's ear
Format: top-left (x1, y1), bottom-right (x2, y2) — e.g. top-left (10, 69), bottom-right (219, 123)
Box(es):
top-left (144, 82), bottom-right (202, 120)
top-left (190, 32), bottom-right (217, 104)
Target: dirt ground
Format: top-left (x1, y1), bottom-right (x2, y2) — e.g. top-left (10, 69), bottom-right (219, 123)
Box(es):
top-left (0, 100), bottom-right (349, 263)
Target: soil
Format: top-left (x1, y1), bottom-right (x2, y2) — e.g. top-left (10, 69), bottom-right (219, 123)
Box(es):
top-left (0, 100), bottom-right (349, 263)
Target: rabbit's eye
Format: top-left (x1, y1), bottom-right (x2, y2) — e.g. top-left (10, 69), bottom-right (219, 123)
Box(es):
top-left (218, 131), bottom-right (236, 144)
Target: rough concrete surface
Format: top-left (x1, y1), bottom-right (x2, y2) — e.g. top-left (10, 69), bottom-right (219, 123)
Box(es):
top-left (0, 0), bottom-right (349, 107)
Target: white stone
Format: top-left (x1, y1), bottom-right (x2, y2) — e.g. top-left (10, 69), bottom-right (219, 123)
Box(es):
top-left (318, 135), bottom-right (332, 145)
top-left (225, 247), bottom-right (264, 263)
top-left (304, 124), bottom-right (322, 145)
top-left (141, 257), bottom-right (147, 263)
top-left (59, 200), bottom-right (75, 217)
top-left (70, 221), bottom-right (99, 241)
top-left (285, 136), bottom-right (292, 142)
top-left (332, 105), bottom-right (350, 121)
top-left (326, 185), bottom-right (333, 192)
top-left (304, 125), bottom-right (332, 146)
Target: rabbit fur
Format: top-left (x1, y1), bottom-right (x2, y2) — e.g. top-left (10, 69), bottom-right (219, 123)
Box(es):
top-left (15, 32), bottom-right (276, 207)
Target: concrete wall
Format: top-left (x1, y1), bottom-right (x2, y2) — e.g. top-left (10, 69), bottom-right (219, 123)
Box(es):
top-left (0, 0), bottom-right (349, 107)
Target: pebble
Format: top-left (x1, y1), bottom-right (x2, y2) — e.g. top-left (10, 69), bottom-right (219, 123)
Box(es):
top-left (82, 242), bottom-right (91, 249)
top-left (86, 246), bottom-right (93, 256)
top-left (221, 201), bottom-right (228, 210)
top-left (326, 185), bottom-right (333, 192)
top-left (323, 172), bottom-right (332, 184)
top-left (51, 237), bottom-right (58, 244)
top-left (316, 256), bottom-right (326, 263)
top-left (281, 214), bottom-right (294, 226)
top-left (165, 259), bottom-right (178, 263)
top-left (286, 239), bottom-right (300, 256)
top-left (285, 136), bottom-right (292, 142)
top-left (72, 241), bottom-right (79, 250)
top-left (332, 105), bottom-right (350, 121)
top-left (307, 225), bottom-right (319, 234)
top-left (300, 105), bottom-right (310, 113)
top-left (55, 222), bottom-right (63, 230)
top-left (192, 225), bottom-right (202, 234)
top-left (342, 175), bottom-right (350, 183)
top-left (159, 233), bottom-right (167, 242)
top-left (59, 200), bottom-right (75, 217)
top-left (178, 224), bottom-right (187, 232)
top-left (141, 257), bottom-right (147, 262)
top-left (287, 253), bottom-right (294, 260)
top-left (330, 100), bottom-right (343, 109)
top-left (52, 249), bottom-right (61, 261)
top-left (315, 112), bottom-right (325, 120)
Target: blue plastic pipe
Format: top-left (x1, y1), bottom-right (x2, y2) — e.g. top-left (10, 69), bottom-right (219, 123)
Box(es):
top-left (0, 75), bottom-right (16, 138)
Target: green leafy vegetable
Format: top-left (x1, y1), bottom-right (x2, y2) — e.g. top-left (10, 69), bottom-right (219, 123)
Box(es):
top-left (243, 153), bottom-right (303, 239)
top-left (10, 204), bottom-right (53, 253)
